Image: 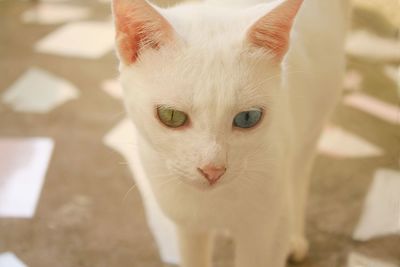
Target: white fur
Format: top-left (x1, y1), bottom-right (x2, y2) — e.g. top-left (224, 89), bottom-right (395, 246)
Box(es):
top-left (115, 0), bottom-right (349, 266)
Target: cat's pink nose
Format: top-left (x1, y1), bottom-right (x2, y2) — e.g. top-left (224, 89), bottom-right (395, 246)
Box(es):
top-left (197, 165), bottom-right (226, 185)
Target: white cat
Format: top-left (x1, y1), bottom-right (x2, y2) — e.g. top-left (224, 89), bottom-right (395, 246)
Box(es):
top-left (112, 0), bottom-right (349, 266)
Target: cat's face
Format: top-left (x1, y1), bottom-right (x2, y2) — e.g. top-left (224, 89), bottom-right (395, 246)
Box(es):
top-left (113, 0), bottom-right (303, 189)
top-left (121, 43), bottom-right (280, 189)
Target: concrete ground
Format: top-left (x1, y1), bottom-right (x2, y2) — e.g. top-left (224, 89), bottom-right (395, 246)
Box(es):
top-left (0, 0), bottom-right (399, 266)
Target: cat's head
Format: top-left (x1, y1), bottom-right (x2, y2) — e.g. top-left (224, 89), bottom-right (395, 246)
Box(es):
top-left (112, 0), bottom-right (303, 190)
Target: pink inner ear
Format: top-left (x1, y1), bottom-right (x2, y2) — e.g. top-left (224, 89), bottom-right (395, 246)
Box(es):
top-left (247, 0), bottom-right (303, 61)
top-left (113, 0), bottom-right (173, 65)
top-left (115, 19), bottom-right (141, 64)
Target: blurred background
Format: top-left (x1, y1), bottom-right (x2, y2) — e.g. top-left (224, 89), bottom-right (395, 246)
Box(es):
top-left (0, 0), bottom-right (399, 266)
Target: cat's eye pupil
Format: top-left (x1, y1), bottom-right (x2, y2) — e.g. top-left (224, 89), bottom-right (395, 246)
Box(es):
top-left (233, 109), bottom-right (262, 129)
top-left (157, 106), bottom-right (188, 128)
top-left (245, 112), bottom-right (250, 121)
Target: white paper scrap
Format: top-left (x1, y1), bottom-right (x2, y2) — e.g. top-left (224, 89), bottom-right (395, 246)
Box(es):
top-left (101, 79), bottom-right (123, 99)
top-left (22, 3), bottom-right (90, 24)
top-left (318, 126), bottom-right (383, 158)
top-left (344, 93), bottom-right (400, 125)
top-left (0, 253), bottom-right (27, 267)
top-left (353, 169), bottom-right (400, 241)
top-left (383, 65), bottom-right (399, 85)
top-left (346, 30), bottom-right (400, 62)
top-left (0, 138), bottom-right (54, 218)
top-left (35, 21), bottom-right (115, 59)
top-left (2, 67), bottom-right (79, 113)
top-left (347, 252), bottom-right (398, 267)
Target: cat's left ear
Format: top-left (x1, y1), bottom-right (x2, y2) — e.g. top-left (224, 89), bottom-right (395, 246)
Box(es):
top-left (112, 0), bottom-right (176, 65)
top-left (246, 0), bottom-right (303, 62)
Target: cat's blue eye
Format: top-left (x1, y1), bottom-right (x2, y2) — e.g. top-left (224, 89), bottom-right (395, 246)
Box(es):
top-left (233, 109), bottom-right (263, 129)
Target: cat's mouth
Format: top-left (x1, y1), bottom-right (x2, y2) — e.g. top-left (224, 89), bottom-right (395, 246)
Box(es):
top-left (178, 173), bottom-right (237, 191)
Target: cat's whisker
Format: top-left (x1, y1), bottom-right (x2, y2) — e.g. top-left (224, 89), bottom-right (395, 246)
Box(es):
top-left (122, 183), bottom-right (138, 202)
top-left (243, 170), bottom-right (274, 177)
top-left (156, 177), bottom-right (181, 189)
top-left (147, 172), bottom-right (173, 179)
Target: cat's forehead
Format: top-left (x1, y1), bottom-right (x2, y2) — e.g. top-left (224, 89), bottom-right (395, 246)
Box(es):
top-left (161, 4), bottom-right (271, 46)
top-left (127, 41), bottom-right (276, 114)
top-left (131, 46), bottom-right (244, 105)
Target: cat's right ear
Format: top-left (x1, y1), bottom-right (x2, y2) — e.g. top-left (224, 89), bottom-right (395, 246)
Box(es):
top-left (112, 0), bottom-right (176, 65)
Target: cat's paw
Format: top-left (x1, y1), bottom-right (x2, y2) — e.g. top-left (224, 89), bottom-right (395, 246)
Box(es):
top-left (289, 236), bottom-right (309, 263)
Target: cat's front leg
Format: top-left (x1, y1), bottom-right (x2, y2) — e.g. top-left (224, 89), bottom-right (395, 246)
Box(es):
top-left (234, 223), bottom-right (290, 267)
top-left (288, 142), bottom-right (318, 263)
top-left (177, 227), bottom-right (213, 267)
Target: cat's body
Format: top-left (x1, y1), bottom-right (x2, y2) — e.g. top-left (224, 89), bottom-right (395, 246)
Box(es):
top-left (112, 0), bottom-right (349, 266)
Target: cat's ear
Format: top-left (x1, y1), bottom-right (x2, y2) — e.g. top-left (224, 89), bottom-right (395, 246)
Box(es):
top-left (246, 0), bottom-right (303, 62)
top-left (112, 0), bottom-right (176, 65)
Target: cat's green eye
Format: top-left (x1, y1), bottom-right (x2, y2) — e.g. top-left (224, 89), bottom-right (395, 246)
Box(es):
top-left (157, 106), bottom-right (188, 128)
top-left (233, 109), bottom-right (263, 129)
